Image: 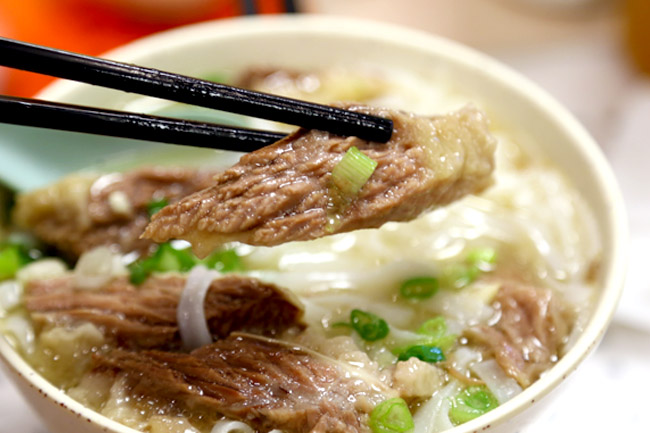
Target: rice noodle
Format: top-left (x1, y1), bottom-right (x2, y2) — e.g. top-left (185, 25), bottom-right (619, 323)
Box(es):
top-left (412, 381), bottom-right (463, 433)
top-left (3, 313), bottom-right (35, 354)
top-left (74, 246), bottom-right (126, 290)
top-left (210, 420), bottom-right (254, 433)
top-left (177, 265), bottom-right (220, 351)
top-left (16, 258), bottom-right (67, 284)
top-left (471, 359), bottom-right (522, 404)
top-left (0, 280), bottom-right (22, 312)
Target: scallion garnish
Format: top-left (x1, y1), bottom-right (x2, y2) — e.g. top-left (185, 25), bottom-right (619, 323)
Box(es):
top-left (415, 317), bottom-right (456, 352)
top-left (440, 247), bottom-right (498, 290)
top-left (350, 309), bottom-right (389, 342)
top-left (417, 317), bottom-right (447, 339)
top-left (128, 243), bottom-right (243, 285)
top-left (331, 146), bottom-right (378, 197)
top-left (201, 248), bottom-right (243, 273)
top-left (449, 386), bottom-right (499, 425)
top-left (397, 345), bottom-right (445, 363)
top-left (440, 263), bottom-right (480, 290)
top-left (368, 398), bottom-right (414, 433)
top-left (146, 197), bottom-right (169, 217)
top-left (154, 243), bottom-right (196, 273)
top-left (0, 243), bottom-right (35, 280)
top-left (400, 277), bottom-right (439, 300)
top-left (466, 247), bottom-right (497, 271)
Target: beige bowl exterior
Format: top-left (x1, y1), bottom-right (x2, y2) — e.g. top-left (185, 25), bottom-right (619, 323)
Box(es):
top-left (0, 15), bottom-right (627, 433)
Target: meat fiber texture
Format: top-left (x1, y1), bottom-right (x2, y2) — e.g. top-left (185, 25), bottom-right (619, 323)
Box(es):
top-left (144, 104), bottom-right (497, 257)
top-left (465, 282), bottom-right (573, 387)
top-left (25, 274), bottom-right (304, 350)
top-left (94, 333), bottom-right (393, 433)
top-left (13, 167), bottom-right (216, 259)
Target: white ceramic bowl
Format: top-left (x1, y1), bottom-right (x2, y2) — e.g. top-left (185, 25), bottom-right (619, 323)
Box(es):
top-left (0, 15), bottom-right (627, 433)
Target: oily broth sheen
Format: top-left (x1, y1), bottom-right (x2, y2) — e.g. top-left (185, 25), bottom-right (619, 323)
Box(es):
top-left (0, 66), bottom-right (600, 433)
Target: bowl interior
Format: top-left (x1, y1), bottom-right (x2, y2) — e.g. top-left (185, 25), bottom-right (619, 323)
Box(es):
top-left (2, 15), bottom-right (627, 433)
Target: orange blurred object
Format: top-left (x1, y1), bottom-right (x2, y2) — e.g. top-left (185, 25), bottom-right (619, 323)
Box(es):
top-left (0, 0), bottom-right (291, 96)
top-left (624, 0), bottom-right (650, 75)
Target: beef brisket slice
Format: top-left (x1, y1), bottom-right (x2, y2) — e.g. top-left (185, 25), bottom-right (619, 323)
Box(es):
top-left (14, 167), bottom-right (216, 259)
top-left (143, 105), bottom-right (496, 257)
top-left (25, 275), bottom-right (304, 350)
top-left (94, 333), bottom-right (390, 433)
top-left (465, 282), bottom-right (573, 387)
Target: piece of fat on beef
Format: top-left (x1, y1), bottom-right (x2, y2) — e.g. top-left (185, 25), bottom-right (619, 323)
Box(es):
top-left (143, 104), bottom-right (496, 257)
top-left (464, 282), bottom-right (573, 388)
top-left (13, 167), bottom-right (216, 259)
top-left (24, 274), bottom-right (304, 350)
top-left (93, 333), bottom-right (395, 433)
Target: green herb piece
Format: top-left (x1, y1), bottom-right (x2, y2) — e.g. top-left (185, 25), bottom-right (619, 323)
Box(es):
top-left (350, 309), bottom-right (389, 342)
top-left (0, 244), bottom-right (33, 280)
top-left (400, 277), bottom-right (439, 300)
top-left (369, 398), bottom-right (414, 433)
top-left (146, 197), bottom-right (169, 217)
top-left (154, 243), bottom-right (196, 273)
top-left (466, 247), bottom-right (497, 271)
top-left (128, 243), bottom-right (244, 285)
top-left (201, 73), bottom-right (228, 84)
top-left (201, 248), bottom-right (243, 273)
top-left (417, 317), bottom-right (447, 339)
top-left (128, 260), bottom-right (151, 285)
top-left (415, 317), bottom-right (456, 352)
top-left (449, 386), bottom-right (499, 425)
top-left (397, 345), bottom-right (445, 363)
top-left (331, 146), bottom-right (378, 197)
top-left (440, 263), bottom-right (480, 290)
top-left (440, 247), bottom-right (498, 291)
top-left (432, 334), bottom-right (457, 353)
top-left (128, 242), bottom-right (194, 284)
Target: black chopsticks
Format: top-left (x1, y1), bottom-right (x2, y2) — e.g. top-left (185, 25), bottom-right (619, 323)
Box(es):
top-left (0, 95), bottom-right (286, 152)
top-left (0, 37), bottom-right (394, 147)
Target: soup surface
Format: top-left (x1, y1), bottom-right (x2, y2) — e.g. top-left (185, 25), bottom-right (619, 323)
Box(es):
top-left (0, 66), bottom-right (600, 433)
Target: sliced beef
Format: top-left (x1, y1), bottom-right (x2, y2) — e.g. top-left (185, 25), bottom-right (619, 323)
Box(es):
top-left (144, 105), bottom-right (496, 257)
top-left (13, 167), bottom-right (216, 259)
top-left (464, 282), bottom-right (573, 387)
top-left (24, 275), bottom-right (304, 350)
top-left (94, 333), bottom-right (392, 433)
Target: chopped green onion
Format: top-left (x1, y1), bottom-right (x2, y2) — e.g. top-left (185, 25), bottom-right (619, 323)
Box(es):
top-left (431, 334), bottom-right (457, 353)
top-left (369, 398), bottom-right (414, 433)
top-left (128, 260), bottom-right (150, 285)
top-left (397, 345), bottom-right (445, 363)
top-left (440, 263), bottom-right (480, 290)
top-left (466, 247), bottom-right (497, 271)
top-left (200, 73), bottom-right (228, 83)
top-left (400, 277), bottom-right (439, 300)
top-left (146, 197), bottom-right (169, 217)
top-left (128, 243), bottom-right (244, 285)
top-left (128, 243), bottom-right (196, 284)
top-left (414, 317), bottom-right (456, 352)
top-left (350, 309), bottom-right (389, 342)
top-left (0, 244), bottom-right (33, 280)
top-left (154, 243), bottom-right (196, 273)
top-left (417, 317), bottom-right (447, 339)
top-left (200, 248), bottom-right (243, 273)
top-left (440, 247), bottom-right (498, 291)
top-left (449, 386), bottom-right (499, 425)
top-left (331, 146), bottom-right (378, 197)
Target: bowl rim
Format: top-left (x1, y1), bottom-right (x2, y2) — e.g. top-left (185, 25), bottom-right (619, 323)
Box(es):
top-left (2, 14), bottom-right (628, 433)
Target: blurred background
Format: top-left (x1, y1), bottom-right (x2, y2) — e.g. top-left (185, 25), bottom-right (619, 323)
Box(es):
top-left (0, 0), bottom-right (648, 431)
